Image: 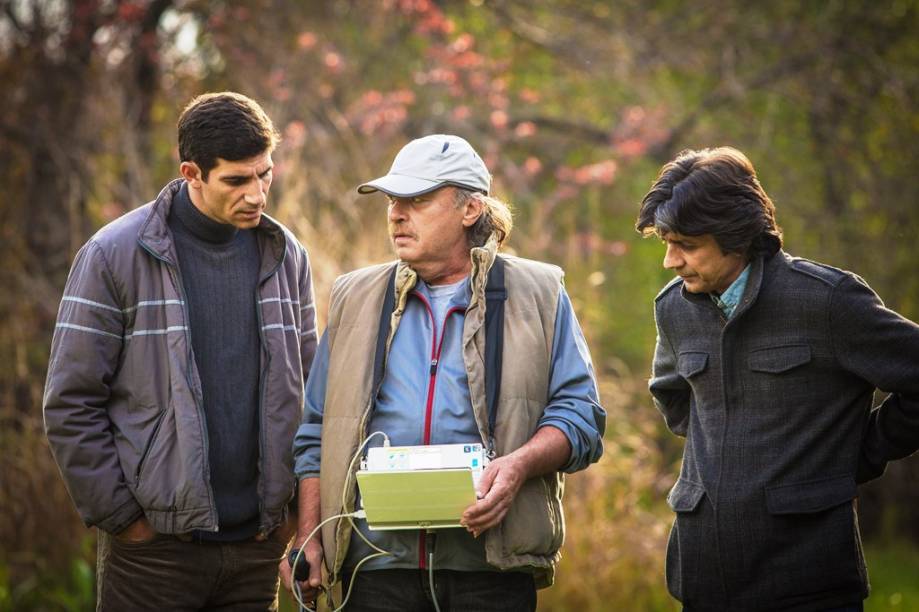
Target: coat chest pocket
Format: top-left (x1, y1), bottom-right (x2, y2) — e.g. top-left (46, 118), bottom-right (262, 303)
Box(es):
top-left (748, 344), bottom-right (811, 374)
top-left (746, 344), bottom-right (813, 405)
top-left (677, 351), bottom-right (715, 408)
top-left (677, 351), bottom-right (708, 379)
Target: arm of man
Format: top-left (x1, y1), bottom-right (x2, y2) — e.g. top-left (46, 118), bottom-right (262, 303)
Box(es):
top-left (43, 241), bottom-right (147, 536)
top-left (830, 275), bottom-right (919, 483)
top-left (297, 243), bottom-right (319, 377)
top-left (462, 288), bottom-right (605, 536)
top-left (461, 426), bottom-right (571, 537)
top-left (648, 303), bottom-right (691, 437)
top-left (280, 331), bottom-right (329, 595)
top-left (278, 477), bottom-right (323, 598)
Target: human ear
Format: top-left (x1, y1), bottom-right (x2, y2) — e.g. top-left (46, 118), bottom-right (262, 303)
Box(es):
top-left (461, 194), bottom-right (485, 228)
top-left (179, 161), bottom-right (203, 187)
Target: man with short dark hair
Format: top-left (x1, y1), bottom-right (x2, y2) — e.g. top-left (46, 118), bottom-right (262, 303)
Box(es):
top-left (637, 147), bottom-right (919, 611)
top-left (44, 92), bottom-right (317, 610)
top-left (283, 134), bottom-right (605, 611)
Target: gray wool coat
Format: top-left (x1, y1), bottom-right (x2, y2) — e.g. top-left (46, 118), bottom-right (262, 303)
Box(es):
top-left (650, 251), bottom-right (919, 611)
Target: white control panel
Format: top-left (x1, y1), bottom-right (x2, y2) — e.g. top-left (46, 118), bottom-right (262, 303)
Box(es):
top-left (364, 442), bottom-right (488, 486)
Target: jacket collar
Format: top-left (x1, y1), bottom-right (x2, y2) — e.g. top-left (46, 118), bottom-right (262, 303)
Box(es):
top-left (392, 234), bottom-right (499, 316)
top-left (468, 234), bottom-right (499, 312)
top-left (137, 178), bottom-right (287, 277)
top-left (678, 252), bottom-right (774, 323)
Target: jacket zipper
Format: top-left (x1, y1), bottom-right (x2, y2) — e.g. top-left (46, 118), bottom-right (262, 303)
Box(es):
top-left (137, 241), bottom-right (217, 529)
top-left (254, 242), bottom-right (288, 536)
top-left (411, 291), bottom-right (466, 569)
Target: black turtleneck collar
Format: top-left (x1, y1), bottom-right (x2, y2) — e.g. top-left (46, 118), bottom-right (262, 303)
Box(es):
top-left (171, 182), bottom-right (239, 245)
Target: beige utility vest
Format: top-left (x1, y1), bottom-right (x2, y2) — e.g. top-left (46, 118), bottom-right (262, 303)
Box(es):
top-left (319, 244), bottom-right (565, 589)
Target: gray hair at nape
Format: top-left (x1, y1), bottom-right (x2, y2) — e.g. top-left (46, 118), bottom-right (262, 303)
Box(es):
top-left (453, 187), bottom-right (514, 248)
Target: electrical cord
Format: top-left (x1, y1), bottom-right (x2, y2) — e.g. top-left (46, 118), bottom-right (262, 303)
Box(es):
top-left (332, 430), bottom-right (393, 611)
top-left (427, 542), bottom-right (443, 612)
top-left (290, 431), bottom-right (394, 612)
top-left (290, 511), bottom-right (360, 612)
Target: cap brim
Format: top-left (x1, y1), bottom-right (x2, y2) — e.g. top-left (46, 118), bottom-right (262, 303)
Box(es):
top-left (357, 173), bottom-right (445, 197)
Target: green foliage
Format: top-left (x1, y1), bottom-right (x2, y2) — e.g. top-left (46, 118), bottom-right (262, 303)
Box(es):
top-left (865, 543), bottom-right (919, 612)
top-left (0, 536), bottom-right (94, 612)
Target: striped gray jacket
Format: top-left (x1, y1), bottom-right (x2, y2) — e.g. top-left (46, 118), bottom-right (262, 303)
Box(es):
top-left (43, 179), bottom-right (318, 536)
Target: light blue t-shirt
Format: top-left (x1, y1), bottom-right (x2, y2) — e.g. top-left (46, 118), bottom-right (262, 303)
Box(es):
top-left (426, 278), bottom-right (467, 327)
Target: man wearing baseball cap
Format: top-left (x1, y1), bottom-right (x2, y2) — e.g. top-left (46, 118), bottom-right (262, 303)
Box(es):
top-left (283, 134), bottom-right (606, 610)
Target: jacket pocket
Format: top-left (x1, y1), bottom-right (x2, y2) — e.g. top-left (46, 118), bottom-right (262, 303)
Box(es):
top-left (677, 352), bottom-right (708, 379)
top-left (134, 409), bottom-right (167, 485)
top-left (765, 474), bottom-right (856, 514)
top-left (748, 344), bottom-right (811, 374)
top-left (667, 478), bottom-right (706, 513)
top-left (496, 476), bottom-right (563, 560)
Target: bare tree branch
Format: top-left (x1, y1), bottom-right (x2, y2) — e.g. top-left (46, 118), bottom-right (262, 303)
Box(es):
top-left (1, 0), bottom-right (26, 36)
top-left (647, 50), bottom-right (819, 162)
top-left (509, 114), bottom-right (610, 145)
top-left (489, 1), bottom-right (602, 71)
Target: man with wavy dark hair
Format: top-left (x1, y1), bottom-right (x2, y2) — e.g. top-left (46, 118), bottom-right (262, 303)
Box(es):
top-left (637, 147), bottom-right (919, 611)
top-left (44, 92), bottom-right (317, 610)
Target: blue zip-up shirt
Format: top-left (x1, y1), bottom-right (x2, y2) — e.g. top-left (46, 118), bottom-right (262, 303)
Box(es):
top-left (293, 277), bottom-right (604, 571)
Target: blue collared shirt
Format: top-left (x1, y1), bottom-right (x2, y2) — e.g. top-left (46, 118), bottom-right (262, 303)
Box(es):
top-left (711, 264), bottom-right (751, 318)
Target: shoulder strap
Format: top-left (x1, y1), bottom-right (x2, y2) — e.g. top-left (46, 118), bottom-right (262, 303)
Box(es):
top-left (371, 263), bottom-right (399, 392)
top-left (371, 260), bottom-right (505, 455)
top-left (483, 255), bottom-right (507, 457)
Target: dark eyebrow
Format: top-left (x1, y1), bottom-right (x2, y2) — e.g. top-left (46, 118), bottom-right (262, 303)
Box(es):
top-left (664, 236), bottom-right (695, 247)
top-left (220, 166), bottom-right (273, 183)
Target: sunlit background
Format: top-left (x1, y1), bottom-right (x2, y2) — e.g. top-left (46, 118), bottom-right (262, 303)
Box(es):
top-left (1, 1), bottom-right (917, 610)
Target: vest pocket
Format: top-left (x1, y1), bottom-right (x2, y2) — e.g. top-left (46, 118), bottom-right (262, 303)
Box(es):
top-left (499, 476), bottom-right (563, 557)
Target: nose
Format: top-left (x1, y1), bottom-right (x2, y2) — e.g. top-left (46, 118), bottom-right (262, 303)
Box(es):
top-left (388, 199), bottom-right (408, 223)
top-left (663, 243), bottom-right (683, 270)
top-left (244, 177), bottom-right (267, 206)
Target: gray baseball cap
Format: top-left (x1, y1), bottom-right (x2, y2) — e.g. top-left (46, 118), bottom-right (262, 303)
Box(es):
top-left (358, 134), bottom-right (491, 197)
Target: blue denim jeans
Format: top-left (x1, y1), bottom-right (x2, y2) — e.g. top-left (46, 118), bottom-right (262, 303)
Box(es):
top-left (341, 568), bottom-right (537, 612)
